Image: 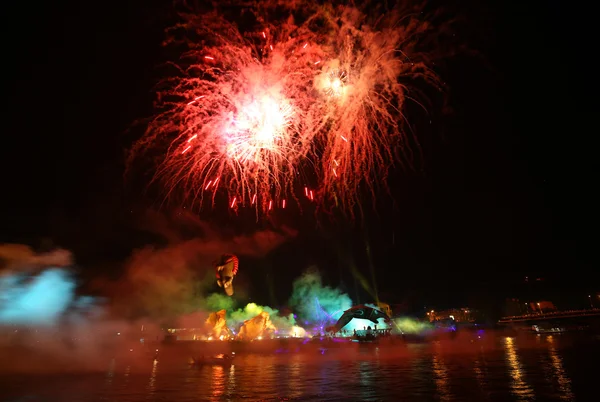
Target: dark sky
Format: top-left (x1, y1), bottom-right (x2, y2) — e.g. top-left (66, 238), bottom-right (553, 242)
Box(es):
top-left (1, 0), bottom-right (595, 313)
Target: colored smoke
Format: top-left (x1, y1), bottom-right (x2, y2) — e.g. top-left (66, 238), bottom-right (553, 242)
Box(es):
top-left (205, 293), bottom-right (235, 312)
top-left (1, 269), bottom-right (79, 325)
top-left (94, 210), bottom-right (297, 320)
top-left (393, 317), bottom-right (434, 335)
top-left (288, 268), bottom-right (353, 327)
top-left (0, 244), bottom-right (89, 326)
top-left (228, 302), bottom-right (296, 333)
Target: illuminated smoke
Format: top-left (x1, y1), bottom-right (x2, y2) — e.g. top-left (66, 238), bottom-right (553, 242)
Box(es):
top-left (228, 302), bottom-right (296, 333)
top-left (1, 269), bottom-right (77, 325)
top-left (205, 292), bottom-right (235, 312)
top-left (288, 269), bottom-right (353, 327)
top-left (392, 317), bottom-right (435, 335)
top-left (0, 244), bottom-right (90, 326)
top-left (97, 212), bottom-right (296, 320)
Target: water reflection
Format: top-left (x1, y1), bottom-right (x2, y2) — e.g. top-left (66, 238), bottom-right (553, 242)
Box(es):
top-left (105, 358), bottom-right (115, 386)
top-left (473, 351), bottom-right (487, 394)
top-left (359, 360), bottom-right (377, 400)
top-left (210, 365), bottom-right (225, 400)
top-left (410, 346), bottom-right (431, 391)
top-left (547, 336), bottom-right (574, 400)
top-left (227, 363), bottom-right (236, 394)
top-left (147, 360), bottom-right (158, 396)
top-left (504, 337), bottom-right (534, 400)
top-left (287, 355), bottom-right (302, 399)
top-left (7, 338), bottom-right (594, 402)
top-left (432, 343), bottom-right (451, 401)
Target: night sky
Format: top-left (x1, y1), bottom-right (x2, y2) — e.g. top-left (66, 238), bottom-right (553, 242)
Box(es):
top-left (1, 0), bottom-right (595, 316)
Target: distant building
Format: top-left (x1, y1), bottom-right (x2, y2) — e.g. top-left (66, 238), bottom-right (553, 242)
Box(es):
top-left (529, 301), bottom-right (556, 313)
top-left (505, 298), bottom-right (526, 316)
top-left (427, 307), bottom-right (475, 323)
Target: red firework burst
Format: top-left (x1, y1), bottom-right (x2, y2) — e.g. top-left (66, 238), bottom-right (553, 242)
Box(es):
top-left (131, 0), bottom-right (445, 216)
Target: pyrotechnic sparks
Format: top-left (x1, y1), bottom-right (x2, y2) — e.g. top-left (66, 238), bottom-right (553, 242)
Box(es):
top-left (131, 0), bottom-right (445, 216)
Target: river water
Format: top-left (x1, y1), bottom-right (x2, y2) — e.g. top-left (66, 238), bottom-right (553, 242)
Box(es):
top-left (0, 334), bottom-right (597, 401)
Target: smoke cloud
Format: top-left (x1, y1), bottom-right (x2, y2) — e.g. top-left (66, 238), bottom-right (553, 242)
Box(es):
top-left (95, 210), bottom-right (297, 321)
top-left (288, 268), bottom-right (353, 326)
top-left (0, 244), bottom-right (82, 326)
top-left (393, 317), bottom-right (435, 335)
top-left (228, 302), bottom-right (296, 332)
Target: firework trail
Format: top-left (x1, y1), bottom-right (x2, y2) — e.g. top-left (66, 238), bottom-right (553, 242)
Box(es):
top-left (308, 2), bottom-right (444, 212)
top-left (131, 0), bottom-right (444, 215)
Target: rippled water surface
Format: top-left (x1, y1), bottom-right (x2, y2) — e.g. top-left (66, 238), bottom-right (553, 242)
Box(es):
top-left (1, 335), bottom-right (597, 401)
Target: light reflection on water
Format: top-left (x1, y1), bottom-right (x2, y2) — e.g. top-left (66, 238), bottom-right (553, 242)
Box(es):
top-left (0, 336), bottom-right (595, 402)
top-left (286, 354), bottom-right (302, 399)
top-left (432, 342), bottom-right (451, 401)
top-left (504, 336), bottom-right (535, 400)
top-left (210, 365), bottom-right (225, 400)
top-left (546, 336), bottom-right (574, 401)
top-left (147, 360), bottom-right (158, 397)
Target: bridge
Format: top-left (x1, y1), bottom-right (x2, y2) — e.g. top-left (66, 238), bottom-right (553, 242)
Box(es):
top-left (498, 308), bottom-right (600, 324)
